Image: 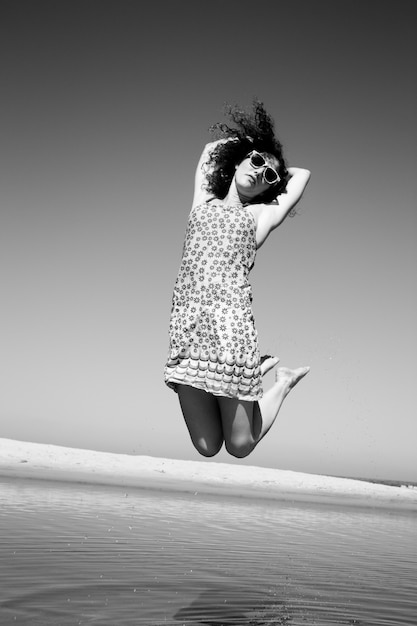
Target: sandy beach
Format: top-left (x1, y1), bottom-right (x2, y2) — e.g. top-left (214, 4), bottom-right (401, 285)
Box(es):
top-left (0, 438), bottom-right (416, 511)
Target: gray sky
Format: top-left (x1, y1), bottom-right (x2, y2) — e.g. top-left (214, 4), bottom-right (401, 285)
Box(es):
top-left (1, 0), bottom-right (416, 480)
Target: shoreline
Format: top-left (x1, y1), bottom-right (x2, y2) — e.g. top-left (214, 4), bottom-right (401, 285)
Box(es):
top-left (1, 438), bottom-right (416, 511)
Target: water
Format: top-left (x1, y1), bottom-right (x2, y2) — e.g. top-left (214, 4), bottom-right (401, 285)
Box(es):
top-left (0, 477), bottom-right (415, 626)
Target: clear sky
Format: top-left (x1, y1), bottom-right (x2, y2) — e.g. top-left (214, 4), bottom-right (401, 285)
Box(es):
top-left (1, 0), bottom-right (416, 481)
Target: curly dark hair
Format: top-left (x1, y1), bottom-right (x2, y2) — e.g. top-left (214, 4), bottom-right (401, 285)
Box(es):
top-left (205, 99), bottom-right (289, 203)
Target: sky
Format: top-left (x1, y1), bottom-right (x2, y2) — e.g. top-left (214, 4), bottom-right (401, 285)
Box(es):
top-left (1, 0), bottom-right (416, 481)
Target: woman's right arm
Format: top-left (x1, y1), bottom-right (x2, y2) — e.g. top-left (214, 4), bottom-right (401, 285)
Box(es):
top-left (192, 138), bottom-right (236, 208)
top-left (192, 142), bottom-right (215, 208)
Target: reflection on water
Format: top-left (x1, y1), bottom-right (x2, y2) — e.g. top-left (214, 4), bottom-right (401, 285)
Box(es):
top-left (0, 477), bottom-right (416, 625)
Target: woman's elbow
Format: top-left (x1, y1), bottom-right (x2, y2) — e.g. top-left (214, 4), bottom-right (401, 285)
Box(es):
top-left (298, 168), bottom-right (311, 180)
top-left (287, 166), bottom-right (311, 179)
top-left (298, 168), bottom-right (311, 186)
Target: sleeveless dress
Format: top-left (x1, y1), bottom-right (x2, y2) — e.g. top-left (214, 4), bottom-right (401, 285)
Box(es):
top-left (164, 200), bottom-right (263, 401)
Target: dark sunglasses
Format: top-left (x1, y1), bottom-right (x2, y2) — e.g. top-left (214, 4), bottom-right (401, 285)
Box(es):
top-left (247, 150), bottom-right (280, 184)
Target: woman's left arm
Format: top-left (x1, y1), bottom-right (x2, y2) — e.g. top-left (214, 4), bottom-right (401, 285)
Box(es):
top-left (251, 167), bottom-right (311, 248)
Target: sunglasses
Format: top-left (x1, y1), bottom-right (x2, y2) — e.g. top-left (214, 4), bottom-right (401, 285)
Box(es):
top-left (247, 150), bottom-right (280, 184)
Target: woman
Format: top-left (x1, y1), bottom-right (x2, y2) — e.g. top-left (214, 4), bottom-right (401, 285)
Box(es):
top-left (164, 100), bottom-right (311, 459)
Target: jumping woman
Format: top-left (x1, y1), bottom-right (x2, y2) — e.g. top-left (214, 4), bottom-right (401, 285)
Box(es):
top-left (164, 100), bottom-right (311, 459)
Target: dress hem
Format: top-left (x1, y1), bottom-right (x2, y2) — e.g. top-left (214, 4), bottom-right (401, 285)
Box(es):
top-left (165, 378), bottom-right (263, 402)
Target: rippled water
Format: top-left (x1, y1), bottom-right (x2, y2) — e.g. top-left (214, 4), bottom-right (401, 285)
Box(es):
top-left (0, 477), bottom-right (415, 625)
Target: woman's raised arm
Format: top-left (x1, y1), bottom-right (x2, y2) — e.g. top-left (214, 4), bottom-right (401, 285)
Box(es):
top-left (192, 138), bottom-right (240, 209)
top-left (251, 167), bottom-right (311, 248)
top-left (191, 142), bottom-right (216, 208)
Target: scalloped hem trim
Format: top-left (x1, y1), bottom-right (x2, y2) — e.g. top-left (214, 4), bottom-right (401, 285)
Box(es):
top-left (165, 377), bottom-right (263, 402)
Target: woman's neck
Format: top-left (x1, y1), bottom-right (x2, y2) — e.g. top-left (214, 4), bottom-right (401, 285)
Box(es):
top-left (223, 180), bottom-right (250, 207)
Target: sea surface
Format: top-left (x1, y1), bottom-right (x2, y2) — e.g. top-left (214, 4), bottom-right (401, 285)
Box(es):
top-left (0, 476), bottom-right (415, 626)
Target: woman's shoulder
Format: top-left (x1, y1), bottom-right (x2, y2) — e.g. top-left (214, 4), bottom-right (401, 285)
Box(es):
top-left (191, 196), bottom-right (222, 211)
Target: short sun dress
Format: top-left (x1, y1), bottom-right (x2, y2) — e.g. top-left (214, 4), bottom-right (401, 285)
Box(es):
top-left (164, 200), bottom-right (263, 401)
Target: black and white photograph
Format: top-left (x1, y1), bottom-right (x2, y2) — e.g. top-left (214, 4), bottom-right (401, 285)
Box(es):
top-left (1, 1), bottom-right (416, 624)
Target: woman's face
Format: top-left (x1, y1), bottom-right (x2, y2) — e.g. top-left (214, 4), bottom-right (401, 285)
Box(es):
top-left (234, 151), bottom-right (280, 201)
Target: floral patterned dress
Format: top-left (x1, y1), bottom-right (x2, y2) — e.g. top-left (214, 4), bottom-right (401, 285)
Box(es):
top-left (164, 200), bottom-right (263, 400)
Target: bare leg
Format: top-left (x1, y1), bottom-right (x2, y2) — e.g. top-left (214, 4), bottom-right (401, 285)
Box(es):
top-left (253, 366), bottom-right (310, 440)
top-left (177, 385), bottom-right (224, 457)
top-left (260, 355), bottom-right (280, 377)
top-left (218, 365), bottom-right (310, 458)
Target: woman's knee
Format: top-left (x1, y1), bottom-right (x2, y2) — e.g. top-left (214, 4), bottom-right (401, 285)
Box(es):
top-left (193, 437), bottom-right (223, 457)
top-left (218, 397), bottom-right (256, 458)
top-left (225, 438), bottom-right (255, 458)
top-left (177, 385), bottom-right (224, 457)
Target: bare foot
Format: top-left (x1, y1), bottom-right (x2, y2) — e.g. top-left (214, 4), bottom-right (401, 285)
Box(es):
top-left (260, 355), bottom-right (280, 377)
top-left (275, 366), bottom-right (310, 395)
